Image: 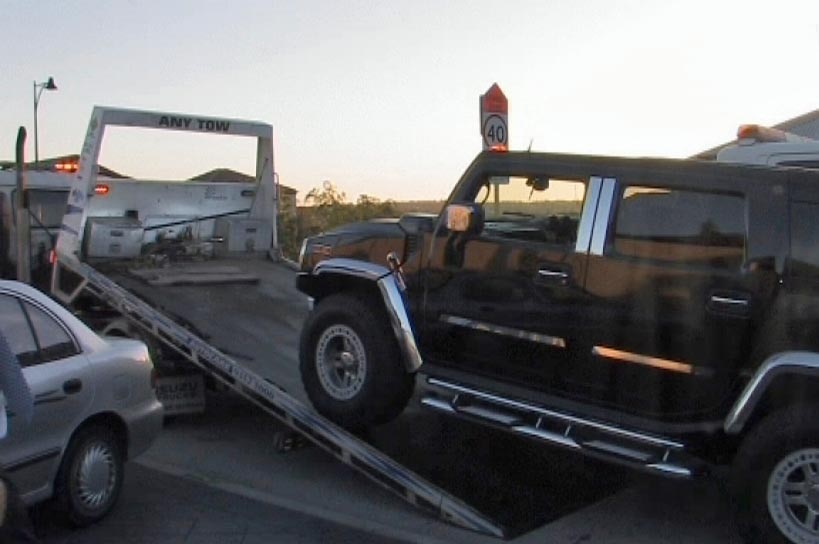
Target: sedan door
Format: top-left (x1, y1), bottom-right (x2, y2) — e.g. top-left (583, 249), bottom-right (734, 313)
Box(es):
top-left (0, 292), bottom-right (93, 501)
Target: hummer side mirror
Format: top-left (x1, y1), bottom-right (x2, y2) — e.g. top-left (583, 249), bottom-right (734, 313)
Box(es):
top-left (445, 203), bottom-right (484, 234)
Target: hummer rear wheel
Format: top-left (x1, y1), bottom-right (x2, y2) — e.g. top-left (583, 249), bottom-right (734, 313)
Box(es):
top-left (731, 404), bottom-right (819, 544)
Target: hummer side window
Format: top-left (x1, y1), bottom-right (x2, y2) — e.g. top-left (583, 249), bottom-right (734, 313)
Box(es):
top-left (790, 201), bottom-right (819, 279)
top-left (472, 176), bottom-right (586, 245)
top-left (613, 186), bottom-right (746, 269)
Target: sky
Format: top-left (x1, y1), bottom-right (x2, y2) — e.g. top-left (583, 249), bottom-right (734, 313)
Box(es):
top-left (3, 0), bottom-right (819, 202)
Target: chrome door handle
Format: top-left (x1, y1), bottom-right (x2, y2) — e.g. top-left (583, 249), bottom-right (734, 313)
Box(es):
top-left (709, 295), bottom-right (749, 307)
top-left (536, 268), bottom-right (570, 286)
top-left (537, 269), bottom-right (569, 280)
top-left (707, 292), bottom-right (751, 317)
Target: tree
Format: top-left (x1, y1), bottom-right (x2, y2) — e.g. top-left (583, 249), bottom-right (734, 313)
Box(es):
top-left (305, 180), bottom-right (346, 208)
top-left (355, 194), bottom-right (397, 221)
top-left (284, 181), bottom-right (401, 259)
top-left (303, 181), bottom-right (354, 233)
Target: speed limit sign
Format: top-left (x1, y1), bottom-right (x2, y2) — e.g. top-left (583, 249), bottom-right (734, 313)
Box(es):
top-left (482, 114), bottom-right (508, 149)
top-left (479, 83), bottom-right (508, 151)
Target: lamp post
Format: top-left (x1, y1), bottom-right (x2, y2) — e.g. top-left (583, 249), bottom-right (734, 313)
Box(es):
top-left (33, 76), bottom-right (58, 169)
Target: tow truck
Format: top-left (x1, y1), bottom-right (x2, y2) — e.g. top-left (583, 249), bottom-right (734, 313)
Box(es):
top-left (41, 106), bottom-right (505, 537)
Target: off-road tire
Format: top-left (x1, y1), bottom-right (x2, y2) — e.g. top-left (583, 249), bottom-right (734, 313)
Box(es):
top-left (55, 425), bottom-right (124, 527)
top-left (730, 404), bottom-right (819, 544)
top-left (300, 293), bottom-right (415, 429)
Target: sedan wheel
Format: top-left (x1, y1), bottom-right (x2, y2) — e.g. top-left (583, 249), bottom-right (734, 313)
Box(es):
top-left (58, 425), bottom-right (124, 527)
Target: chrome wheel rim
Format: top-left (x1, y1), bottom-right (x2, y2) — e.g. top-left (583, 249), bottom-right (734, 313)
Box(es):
top-left (315, 324), bottom-right (367, 400)
top-left (75, 440), bottom-right (117, 511)
top-left (768, 448), bottom-right (819, 543)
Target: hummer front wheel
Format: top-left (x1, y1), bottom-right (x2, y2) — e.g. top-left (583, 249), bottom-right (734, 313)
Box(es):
top-left (299, 293), bottom-right (415, 430)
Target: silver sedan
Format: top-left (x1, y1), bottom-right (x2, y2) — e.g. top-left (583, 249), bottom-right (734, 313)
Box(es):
top-left (0, 280), bottom-right (163, 526)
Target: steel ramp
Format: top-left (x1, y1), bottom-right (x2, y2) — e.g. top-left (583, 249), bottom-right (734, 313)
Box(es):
top-left (52, 258), bottom-right (505, 538)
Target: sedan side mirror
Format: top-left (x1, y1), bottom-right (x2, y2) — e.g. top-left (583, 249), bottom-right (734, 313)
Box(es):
top-left (445, 203), bottom-right (484, 234)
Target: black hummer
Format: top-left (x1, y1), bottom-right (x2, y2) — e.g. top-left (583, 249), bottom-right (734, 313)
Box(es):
top-left (296, 150), bottom-right (819, 543)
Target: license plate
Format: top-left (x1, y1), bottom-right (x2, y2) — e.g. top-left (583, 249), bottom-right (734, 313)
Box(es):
top-left (155, 374), bottom-right (205, 415)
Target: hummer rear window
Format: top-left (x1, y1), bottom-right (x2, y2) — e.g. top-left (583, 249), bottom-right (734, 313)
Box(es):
top-left (790, 201), bottom-right (819, 278)
top-left (613, 186), bottom-right (746, 269)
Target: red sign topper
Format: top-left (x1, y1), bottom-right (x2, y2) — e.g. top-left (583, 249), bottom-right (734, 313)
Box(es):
top-left (481, 83), bottom-right (508, 114)
top-left (480, 83), bottom-right (508, 151)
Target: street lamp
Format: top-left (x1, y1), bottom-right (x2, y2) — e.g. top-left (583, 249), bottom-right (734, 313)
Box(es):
top-left (33, 76), bottom-right (58, 168)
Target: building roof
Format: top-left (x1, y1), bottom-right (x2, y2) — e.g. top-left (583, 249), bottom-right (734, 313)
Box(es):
top-left (190, 168), bottom-right (297, 195)
top-left (1, 159), bottom-right (298, 195)
top-left (0, 154), bottom-right (128, 178)
top-left (190, 168), bottom-right (255, 183)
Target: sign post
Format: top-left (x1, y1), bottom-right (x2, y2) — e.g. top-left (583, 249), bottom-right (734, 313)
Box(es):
top-left (480, 83), bottom-right (508, 151)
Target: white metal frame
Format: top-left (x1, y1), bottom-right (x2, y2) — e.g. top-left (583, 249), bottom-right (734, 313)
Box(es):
top-left (55, 106), bottom-right (277, 262)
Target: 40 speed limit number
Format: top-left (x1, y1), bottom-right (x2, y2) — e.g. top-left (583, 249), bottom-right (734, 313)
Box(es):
top-left (482, 114), bottom-right (508, 149)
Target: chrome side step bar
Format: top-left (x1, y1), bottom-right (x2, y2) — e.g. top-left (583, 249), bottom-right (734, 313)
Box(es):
top-left (422, 378), bottom-right (700, 479)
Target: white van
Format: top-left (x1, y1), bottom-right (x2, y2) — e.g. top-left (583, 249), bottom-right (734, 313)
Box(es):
top-left (716, 124), bottom-right (819, 168)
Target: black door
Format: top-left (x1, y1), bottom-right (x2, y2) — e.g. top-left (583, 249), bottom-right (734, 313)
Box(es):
top-left (421, 169), bottom-right (596, 393)
top-left (580, 177), bottom-right (781, 420)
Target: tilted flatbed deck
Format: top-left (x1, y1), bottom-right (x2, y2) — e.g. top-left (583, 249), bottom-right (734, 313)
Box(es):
top-left (98, 257), bottom-right (309, 400)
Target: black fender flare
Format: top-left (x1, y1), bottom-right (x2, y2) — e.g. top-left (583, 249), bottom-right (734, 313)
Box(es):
top-left (724, 351), bottom-right (819, 434)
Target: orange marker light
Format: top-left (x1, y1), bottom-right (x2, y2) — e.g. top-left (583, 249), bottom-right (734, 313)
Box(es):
top-left (737, 124), bottom-right (787, 142)
top-left (54, 162), bottom-right (78, 172)
top-left (94, 184), bottom-right (110, 195)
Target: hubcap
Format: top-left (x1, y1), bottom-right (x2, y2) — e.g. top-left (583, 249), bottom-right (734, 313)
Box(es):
top-left (315, 324), bottom-right (367, 400)
top-left (768, 448), bottom-right (819, 542)
top-left (76, 441), bottom-right (116, 511)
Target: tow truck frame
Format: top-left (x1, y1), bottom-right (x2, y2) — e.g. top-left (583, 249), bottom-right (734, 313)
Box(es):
top-left (50, 106), bottom-right (504, 538)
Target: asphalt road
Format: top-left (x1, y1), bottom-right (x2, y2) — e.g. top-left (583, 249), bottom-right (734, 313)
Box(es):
top-left (31, 394), bottom-right (743, 544)
top-left (136, 391), bottom-right (744, 544)
top-left (35, 462), bottom-right (401, 544)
